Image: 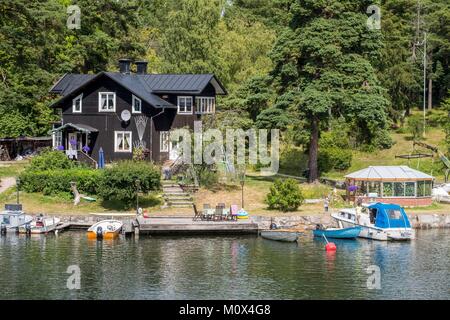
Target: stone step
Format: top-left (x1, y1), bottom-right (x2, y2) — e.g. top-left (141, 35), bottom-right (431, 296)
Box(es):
top-left (163, 195), bottom-right (193, 200)
top-left (167, 203), bottom-right (194, 208)
top-left (162, 187), bottom-right (185, 192)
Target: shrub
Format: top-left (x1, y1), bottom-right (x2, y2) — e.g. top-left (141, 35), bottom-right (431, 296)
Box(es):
top-left (198, 169), bottom-right (219, 188)
top-left (19, 168), bottom-right (101, 195)
top-left (97, 160), bottom-right (161, 209)
top-left (318, 147), bottom-right (352, 173)
top-left (28, 149), bottom-right (74, 171)
top-left (265, 179), bottom-right (304, 212)
top-left (406, 115), bottom-right (424, 140)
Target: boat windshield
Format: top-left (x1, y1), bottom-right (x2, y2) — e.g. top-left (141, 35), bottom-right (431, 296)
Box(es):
top-left (386, 209), bottom-right (402, 219)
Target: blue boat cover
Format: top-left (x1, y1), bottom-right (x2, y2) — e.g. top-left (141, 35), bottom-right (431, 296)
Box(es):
top-left (369, 203), bottom-right (411, 228)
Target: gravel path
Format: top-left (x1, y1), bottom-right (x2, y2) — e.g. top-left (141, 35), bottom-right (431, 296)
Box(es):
top-left (0, 177), bottom-right (16, 194)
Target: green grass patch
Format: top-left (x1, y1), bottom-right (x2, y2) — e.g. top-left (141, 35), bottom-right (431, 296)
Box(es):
top-left (0, 162), bottom-right (27, 178)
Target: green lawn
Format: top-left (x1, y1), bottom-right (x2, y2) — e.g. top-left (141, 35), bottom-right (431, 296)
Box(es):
top-left (0, 161), bottom-right (27, 178)
top-left (324, 128), bottom-right (447, 181)
top-left (0, 186), bottom-right (162, 215)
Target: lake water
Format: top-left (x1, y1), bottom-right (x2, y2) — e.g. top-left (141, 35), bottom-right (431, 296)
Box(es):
top-left (0, 229), bottom-right (449, 299)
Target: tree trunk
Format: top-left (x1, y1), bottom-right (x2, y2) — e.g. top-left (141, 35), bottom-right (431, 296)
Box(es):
top-left (428, 78), bottom-right (432, 110)
top-left (308, 116), bottom-right (319, 183)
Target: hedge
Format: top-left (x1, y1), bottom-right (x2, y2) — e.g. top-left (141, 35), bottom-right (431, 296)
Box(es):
top-left (19, 168), bottom-right (102, 195)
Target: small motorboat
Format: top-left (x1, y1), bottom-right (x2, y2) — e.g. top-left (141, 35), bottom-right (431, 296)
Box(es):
top-left (0, 204), bottom-right (33, 234)
top-left (87, 220), bottom-right (123, 239)
top-left (331, 202), bottom-right (415, 241)
top-left (313, 225), bottom-right (362, 239)
top-left (18, 214), bottom-right (61, 234)
top-left (260, 230), bottom-right (300, 242)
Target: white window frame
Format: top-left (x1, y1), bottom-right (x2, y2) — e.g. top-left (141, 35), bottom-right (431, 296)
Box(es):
top-left (177, 96), bottom-right (193, 114)
top-left (160, 131), bottom-right (169, 152)
top-left (114, 131), bottom-right (132, 153)
top-left (132, 95), bottom-right (142, 114)
top-left (53, 131), bottom-right (63, 149)
top-left (72, 94), bottom-right (83, 113)
top-left (98, 92), bottom-right (116, 112)
top-left (195, 97), bottom-right (215, 114)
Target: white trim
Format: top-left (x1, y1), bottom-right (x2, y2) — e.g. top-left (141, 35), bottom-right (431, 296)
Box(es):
top-left (72, 94), bottom-right (83, 113)
top-left (160, 131), bottom-right (169, 152)
top-left (177, 96), bottom-right (193, 114)
top-left (132, 95), bottom-right (142, 114)
top-left (114, 131), bottom-right (132, 153)
top-left (98, 92), bottom-right (116, 112)
top-left (195, 96), bottom-right (215, 114)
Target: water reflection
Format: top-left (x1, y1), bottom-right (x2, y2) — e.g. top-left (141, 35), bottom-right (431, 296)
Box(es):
top-left (0, 230), bottom-right (449, 299)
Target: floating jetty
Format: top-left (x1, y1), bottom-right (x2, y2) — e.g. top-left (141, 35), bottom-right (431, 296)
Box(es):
top-left (136, 217), bottom-right (259, 235)
top-left (52, 216), bottom-right (258, 236)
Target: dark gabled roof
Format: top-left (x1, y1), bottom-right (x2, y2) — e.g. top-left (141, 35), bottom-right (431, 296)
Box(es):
top-left (50, 74), bottom-right (96, 96)
top-left (49, 72), bottom-right (175, 109)
top-left (50, 123), bottom-right (98, 134)
top-left (49, 72), bottom-right (227, 109)
top-left (141, 74), bottom-right (227, 95)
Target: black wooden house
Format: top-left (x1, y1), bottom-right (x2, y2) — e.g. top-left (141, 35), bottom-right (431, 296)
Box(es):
top-left (49, 59), bottom-right (226, 164)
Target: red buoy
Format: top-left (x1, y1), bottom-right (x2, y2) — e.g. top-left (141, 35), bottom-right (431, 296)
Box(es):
top-left (325, 242), bottom-right (337, 251)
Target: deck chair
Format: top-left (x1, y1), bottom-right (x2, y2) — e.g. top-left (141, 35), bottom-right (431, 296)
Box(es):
top-left (192, 204), bottom-right (202, 221)
top-left (230, 204), bottom-right (239, 221)
top-left (203, 204), bottom-right (213, 221)
top-left (214, 206), bottom-right (224, 221)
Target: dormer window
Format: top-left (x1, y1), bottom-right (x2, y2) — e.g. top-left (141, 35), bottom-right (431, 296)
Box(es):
top-left (177, 96), bottom-right (193, 114)
top-left (132, 95), bottom-right (142, 113)
top-left (196, 97), bottom-right (215, 114)
top-left (99, 92), bottom-right (116, 112)
top-left (72, 94), bottom-right (83, 113)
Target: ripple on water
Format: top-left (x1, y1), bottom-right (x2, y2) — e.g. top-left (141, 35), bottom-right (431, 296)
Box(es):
top-left (0, 229), bottom-right (449, 299)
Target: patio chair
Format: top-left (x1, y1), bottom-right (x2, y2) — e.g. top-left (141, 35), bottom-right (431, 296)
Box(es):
top-left (203, 204), bottom-right (212, 221)
top-left (214, 206), bottom-right (224, 221)
top-left (230, 204), bottom-right (239, 221)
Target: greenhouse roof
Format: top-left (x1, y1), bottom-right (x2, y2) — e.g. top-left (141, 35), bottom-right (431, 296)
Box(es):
top-left (345, 166), bottom-right (434, 181)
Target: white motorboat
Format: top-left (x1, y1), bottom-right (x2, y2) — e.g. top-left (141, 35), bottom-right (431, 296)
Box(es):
top-left (331, 202), bottom-right (415, 241)
top-left (18, 214), bottom-right (61, 234)
top-left (0, 204), bottom-right (33, 233)
top-left (87, 220), bottom-right (123, 239)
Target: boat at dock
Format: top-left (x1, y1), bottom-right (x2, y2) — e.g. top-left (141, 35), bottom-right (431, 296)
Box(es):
top-left (260, 230), bottom-right (301, 242)
top-left (0, 204), bottom-right (33, 233)
top-left (87, 220), bottom-right (123, 239)
top-left (313, 226), bottom-right (362, 239)
top-left (331, 203), bottom-right (415, 241)
top-left (18, 214), bottom-right (61, 234)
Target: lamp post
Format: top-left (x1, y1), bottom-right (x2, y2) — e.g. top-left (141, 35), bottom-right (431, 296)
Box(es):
top-left (135, 179), bottom-right (141, 215)
top-left (239, 168), bottom-right (245, 209)
top-left (16, 177), bottom-right (20, 204)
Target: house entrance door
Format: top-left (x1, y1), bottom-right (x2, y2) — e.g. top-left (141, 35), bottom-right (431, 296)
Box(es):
top-left (169, 140), bottom-right (179, 160)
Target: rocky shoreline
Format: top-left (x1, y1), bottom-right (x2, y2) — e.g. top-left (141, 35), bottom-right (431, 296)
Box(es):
top-left (33, 213), bottom-right (450, 231)
top-left (252, 214), bottom-right (450, 230)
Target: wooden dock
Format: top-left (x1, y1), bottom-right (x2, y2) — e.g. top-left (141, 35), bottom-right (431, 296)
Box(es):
top-left (136, 217), bottom-right (258, 235)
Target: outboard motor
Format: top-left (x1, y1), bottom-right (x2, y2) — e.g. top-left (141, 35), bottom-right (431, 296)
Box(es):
top-left (25, 224), bottom-right (31, 235)
top-left (0, 224), bottom-right (6, 235)
top-left (96, 226), bottom-right (103, 239)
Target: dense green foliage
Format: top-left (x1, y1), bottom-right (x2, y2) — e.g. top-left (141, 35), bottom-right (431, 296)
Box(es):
top-left (19, 168), bottom-right (101, 196)
top-left (97, 161), bottom-right (160, 208)
top-left (28, 149), bottom-right (74, 171)
top-left (265, 178), bottom-right (304, 212)
top-left (1, 0), bottom-right (449, 180)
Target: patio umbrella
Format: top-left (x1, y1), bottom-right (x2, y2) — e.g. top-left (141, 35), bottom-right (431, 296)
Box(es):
top-left (98, 147), bottom-right (105, 169)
